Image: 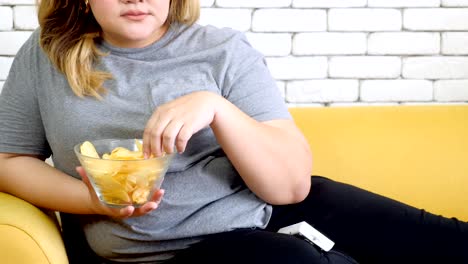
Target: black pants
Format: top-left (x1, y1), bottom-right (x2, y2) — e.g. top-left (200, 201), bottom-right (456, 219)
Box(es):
top-left (168, 176), bottom-right (468, 264)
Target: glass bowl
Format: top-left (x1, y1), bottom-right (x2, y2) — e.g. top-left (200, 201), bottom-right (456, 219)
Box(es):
top-left (74, 138), bottom-right (173, 208)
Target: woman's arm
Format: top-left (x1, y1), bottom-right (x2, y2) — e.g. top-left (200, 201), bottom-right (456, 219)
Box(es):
top-left (0, 153), bottom-right (94, 214)
top-left (142, 91), bottom-right (312, 206)
top-left (0, 153), bottom-right (163, 217)
top-left (211, 98), bottom-right (312, 205)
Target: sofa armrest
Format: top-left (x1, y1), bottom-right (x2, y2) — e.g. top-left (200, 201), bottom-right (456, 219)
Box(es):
top-left (0, 192), bottom-right (68, 264)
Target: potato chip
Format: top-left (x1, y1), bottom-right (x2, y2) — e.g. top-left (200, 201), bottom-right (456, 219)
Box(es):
top-left (135, 139), bottom-right (143, 153)
top-left (80, 141), bottom-right (100, 158)
top-left (132, 187), bottom-right (150, 204)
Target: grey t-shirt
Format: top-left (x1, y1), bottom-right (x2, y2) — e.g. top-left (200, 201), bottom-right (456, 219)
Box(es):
top-left (0, 22), bottom-right (291, 262)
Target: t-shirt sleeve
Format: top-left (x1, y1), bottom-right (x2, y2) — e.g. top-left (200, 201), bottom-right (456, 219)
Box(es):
top-left (221, 32), bottom-right (291, 122)
top-left (0, 31), bottom-right (51, 157)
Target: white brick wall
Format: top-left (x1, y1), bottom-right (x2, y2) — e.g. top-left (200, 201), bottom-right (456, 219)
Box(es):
top-left (13, 5), bottom-right (38, 30)
top-left (0, 0), bottom-right (34, 4)
top-left (329, 56), bottom-right (401, 79)
top-left (361, 80), bottom-right (433, 102)
top-left (403, 57), bottom-right (468, 79)
top-left (216, 0), bottom-right (291, 8)
top-left (329, 9), bottom-right (402, 32)
top-left (434, 80), bottom-right (468, 101)
top-left (293, 0), bottom-right (366, 8)
top-left (404, 9), bottom-right (468, 31)
top-left (1, 1), bottom-right (468, 105)
top-left (293, 33), bottom-right (367, 55)
top-left (252, 9), bottom-right (327, 32)
top-left (287, 80), bottom-right (359, 103)
top-left (368, 33), bottom-right (440, 55)
top-left (0, 57), bottom-right (13, 80)
top-left (443, 0), bottom-right (468, 6)
top-left (0, 31), bottom-right (32, 55)
top-left (0, 7), bottom-right (13, 30)
top-left (369, 0), bottom-right (440, 7)
top-left (442, 33), bottom-right (468, 54)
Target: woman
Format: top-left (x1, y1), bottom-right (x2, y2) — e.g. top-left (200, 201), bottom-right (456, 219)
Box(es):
top-left (0, 0), bottom-right (466, 263)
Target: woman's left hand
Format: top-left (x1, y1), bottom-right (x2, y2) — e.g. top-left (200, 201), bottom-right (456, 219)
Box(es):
top-left (143, 91), bottom-right (221, 157)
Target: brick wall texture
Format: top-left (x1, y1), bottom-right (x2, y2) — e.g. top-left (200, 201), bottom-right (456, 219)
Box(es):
top-left (1, 0), bottom-right (468, 106)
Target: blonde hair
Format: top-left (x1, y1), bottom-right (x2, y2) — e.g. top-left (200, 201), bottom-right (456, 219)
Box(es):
top-left (38, 0), bottom-right (200, 98)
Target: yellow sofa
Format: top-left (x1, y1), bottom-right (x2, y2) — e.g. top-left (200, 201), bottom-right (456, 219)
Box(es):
top-left (1, 104), bottom-right (467, 264)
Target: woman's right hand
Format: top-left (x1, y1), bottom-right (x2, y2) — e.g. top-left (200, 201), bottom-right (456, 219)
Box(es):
top-left (76, 166), bottom-right (163, 218)
top-left (142, 91), bottom-right (221, 157)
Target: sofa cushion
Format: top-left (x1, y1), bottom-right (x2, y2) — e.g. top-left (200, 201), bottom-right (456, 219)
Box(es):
top-left (289, 105), bottom-right (468, 221)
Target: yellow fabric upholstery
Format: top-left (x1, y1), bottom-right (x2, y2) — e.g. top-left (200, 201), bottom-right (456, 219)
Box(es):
top-left (289, 105), bottom-right (468, 221)
top-left (0, 104), bottom-right (466, 263)
top-left (0, 192), bottom-right (68, 264)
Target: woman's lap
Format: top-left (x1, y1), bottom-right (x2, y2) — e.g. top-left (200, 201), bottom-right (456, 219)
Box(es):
top-left (267, 176), bottom-right (468, 264)
top-left (167, 228), bottom-right (358, 264)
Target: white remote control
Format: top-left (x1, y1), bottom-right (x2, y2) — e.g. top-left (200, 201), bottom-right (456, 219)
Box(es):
top-left (277, 221), bottom-right (335, 252)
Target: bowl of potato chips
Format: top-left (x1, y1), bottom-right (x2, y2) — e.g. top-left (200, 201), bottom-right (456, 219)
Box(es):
top-left (74, 138), bottom-right (173, 208)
